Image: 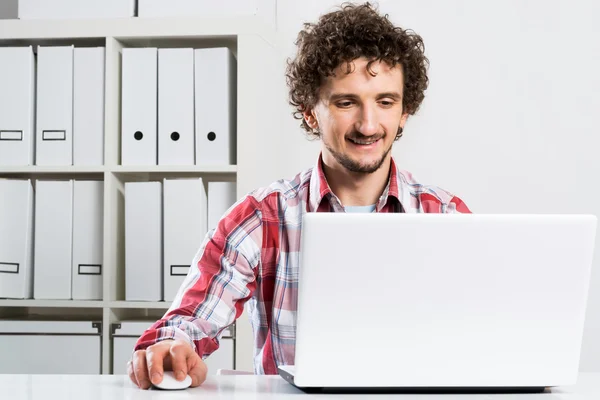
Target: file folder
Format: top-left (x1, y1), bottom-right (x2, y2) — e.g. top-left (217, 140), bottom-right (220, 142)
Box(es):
top-left (194, 48), bottom-right (237, 165)
top-left (125, 182), bottom-right (162, 301)
top-left (72, 181), bottom-right (104, 300)
top-left (208, 181), bottom-right (237, 231)
top-left (121, 48), bottom-right (158, 166)
top-left (163, 178), bottom-right (207, 302)
top-left (35, 46), bottom-right (74, 166)
top-left (74, 47), bottom-right (105, 166)
top-left (33, 180), bottom-right (73, 299)
top-left (158, 48), bottom-right (195, 165)
top-left (0, 179), bottom-right (34, 299)
top-left (0, 47), bottom-right (35, 166)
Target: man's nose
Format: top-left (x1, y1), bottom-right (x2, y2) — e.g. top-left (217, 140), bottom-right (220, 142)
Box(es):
top-left (355, 104), bottom-right (379, 136)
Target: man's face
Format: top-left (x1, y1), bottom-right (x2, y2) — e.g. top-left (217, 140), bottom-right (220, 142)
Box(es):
top-left (305, 58), bottom-right (408, 174)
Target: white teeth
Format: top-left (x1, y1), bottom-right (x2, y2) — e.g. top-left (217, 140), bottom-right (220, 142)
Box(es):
top-left (351, 138), bottom-right (377, 145)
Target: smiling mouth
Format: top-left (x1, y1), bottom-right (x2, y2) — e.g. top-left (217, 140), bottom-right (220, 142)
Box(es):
top-left (347, 137), bottom-right (381, 145)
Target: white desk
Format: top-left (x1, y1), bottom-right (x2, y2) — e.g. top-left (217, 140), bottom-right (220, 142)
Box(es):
top-left (1, 373), bottom-right (599, 399)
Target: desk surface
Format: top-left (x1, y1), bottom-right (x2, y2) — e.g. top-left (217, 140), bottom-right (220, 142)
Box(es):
top-left (2, 373), bottom-right (599, 399)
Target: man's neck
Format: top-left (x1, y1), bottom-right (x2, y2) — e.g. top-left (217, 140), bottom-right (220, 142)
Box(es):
top-left (322, 156), bottom-right (392, 207)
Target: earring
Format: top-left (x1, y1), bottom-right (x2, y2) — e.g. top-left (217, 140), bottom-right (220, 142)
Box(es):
top-left (395, 127), bottom-right (404, 140)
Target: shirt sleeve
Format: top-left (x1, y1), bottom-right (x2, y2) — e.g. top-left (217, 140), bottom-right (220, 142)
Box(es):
top-left (419, 192), bottom-right (472, 214)
top-left (134, 195), bottom-right (264, 359)
top-left (446, 195), bottom-right (472, 213)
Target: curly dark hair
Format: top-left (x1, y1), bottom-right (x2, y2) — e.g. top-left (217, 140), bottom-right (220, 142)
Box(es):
top-left (286, 2), bottom-right (430, 138)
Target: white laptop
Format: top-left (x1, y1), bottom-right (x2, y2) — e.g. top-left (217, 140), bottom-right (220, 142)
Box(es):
top-left (278, 213), bottom-right (597, 393)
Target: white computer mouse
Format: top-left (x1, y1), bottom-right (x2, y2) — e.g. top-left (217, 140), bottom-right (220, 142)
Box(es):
top-left (152, 371), bottom-right (192, 390)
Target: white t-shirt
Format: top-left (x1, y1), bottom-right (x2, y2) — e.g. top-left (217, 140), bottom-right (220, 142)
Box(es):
top-left (343, 204), bottom-right (376, 213)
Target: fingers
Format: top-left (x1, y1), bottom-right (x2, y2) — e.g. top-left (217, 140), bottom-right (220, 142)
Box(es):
top-left (132, 350), bottom-right (152, 389)
top-left (169, 341), bottom-right (193, 381)
top-left (131, 340), bottom-right (204, 390)
top-left (187, 356), bottom-right (208, 388)
top-left (145, 344), bottom-right (166, 386)
top-left (127, 360), bottom-right (138, 387)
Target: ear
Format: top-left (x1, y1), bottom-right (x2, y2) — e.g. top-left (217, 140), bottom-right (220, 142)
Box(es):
top-left (399, 112), bottom-right (409, 129)
top-left (303, 108), bottom-right (319, 131)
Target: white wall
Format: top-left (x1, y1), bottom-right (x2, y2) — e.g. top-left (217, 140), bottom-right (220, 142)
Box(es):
top-left (1, 0), bottom-right (598, 373)
top-left (275, 0), bottom-right (600, 371)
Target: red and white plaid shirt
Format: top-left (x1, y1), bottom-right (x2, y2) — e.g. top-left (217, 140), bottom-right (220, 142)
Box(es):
top-left (135, 154), bottom-right (471, 374)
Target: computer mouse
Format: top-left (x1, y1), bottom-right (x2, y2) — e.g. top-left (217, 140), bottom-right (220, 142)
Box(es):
top-left (152, 371), bottom-right (192, 390)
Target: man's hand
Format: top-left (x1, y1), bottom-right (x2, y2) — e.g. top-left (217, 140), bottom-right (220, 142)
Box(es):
top-left (127, 339), bottom-right (208, 390)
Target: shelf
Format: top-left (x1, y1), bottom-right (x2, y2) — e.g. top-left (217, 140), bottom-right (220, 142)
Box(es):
top-left (0, 299), bottom-right (105, 308)
top-left (0, 166), bottom-right (106, 174)
top-left (106, 301), bottom-right (170, 309)
top-left (0, 300), bottom-right (171, 309)
top-left (112, 165), bottom-right (237, 176)
top-left (0, 15), bottom-right (275, 44)
top-left (0, 165), bottom-right (236, 174)
top-left (0, 24), bottom-right (278, 374)
top-left (112, 165), bottom-right (236, 173)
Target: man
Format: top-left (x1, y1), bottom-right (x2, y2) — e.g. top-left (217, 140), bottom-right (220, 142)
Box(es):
top-left (128, 2), bottom-right (471, 389)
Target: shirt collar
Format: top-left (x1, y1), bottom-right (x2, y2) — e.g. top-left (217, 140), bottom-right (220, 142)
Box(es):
top-left (308, 153), bottom-right (402, 212)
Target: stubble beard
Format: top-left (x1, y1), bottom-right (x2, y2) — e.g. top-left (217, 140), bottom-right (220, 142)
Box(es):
top-left (324, 136), bottom-right (393, 174)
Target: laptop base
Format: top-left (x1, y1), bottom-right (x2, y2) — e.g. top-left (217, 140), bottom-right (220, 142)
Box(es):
top-left (278, 366), bottom-right (547, 394)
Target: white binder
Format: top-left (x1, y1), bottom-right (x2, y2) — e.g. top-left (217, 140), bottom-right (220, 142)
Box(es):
top-left (158, 48), bottom-right (195, 166)
top-left (33, 180), bottom-right (73, 300)
top-left (35, 46), bottom-right (74, 166)
top-left (74, 47), bottom-right (105, 166)
top-left (18, 0), bottom-right (136, 19)
top-left (208, 181), bottom-right (237, 231)
top-left (0, 179), bottom-right (34, 299)
top-left (125, 182), bottom-right (162, 301)
top-left (72, 181), bottom-right (104, 300)
top-left (121, 48), bottom-right (158, 166)
top-left (163, 178), bottom-right (207, 302)
top-left (0, 47), bottom-right (35, 166)
top-left (194, 48), bottom-right (237, 165)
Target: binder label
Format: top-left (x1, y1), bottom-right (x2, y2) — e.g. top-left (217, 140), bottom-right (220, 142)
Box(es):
top-left (170, 265), bottom-right (190, 276)
top-left (0, 130), bottom-right (23, 141)
top-left (0, 262), bottom-right (19, 274)
top-left (42, 130), bottom-right (67, 141)
top-left (78, 264), bottom-right (102, 275)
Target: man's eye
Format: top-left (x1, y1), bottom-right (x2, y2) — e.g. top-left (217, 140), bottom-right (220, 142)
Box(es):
top-left (380, 100), bottom-right (394, 107)
top-left (337, 101), bottom-right (353, 108)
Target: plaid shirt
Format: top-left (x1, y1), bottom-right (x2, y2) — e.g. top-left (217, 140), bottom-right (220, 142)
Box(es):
top-left (135, 155), bottom-right (471, 374)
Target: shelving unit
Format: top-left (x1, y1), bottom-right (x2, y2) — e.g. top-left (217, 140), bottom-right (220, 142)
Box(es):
top-left (0, 299), bottom-right (170, 309)
top-left (0, 166), bottom-right (107, 174)
top-left (0, 15), bottom-right (276, 44)
top-left (0, 299), bottom-right (107, 308)
top-left (112, 165), bottom-right (237, 174)
top-left (0, 13), bottom-right (281, 375)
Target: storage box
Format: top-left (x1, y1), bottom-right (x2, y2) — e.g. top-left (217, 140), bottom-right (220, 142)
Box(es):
top-left (0, 320), bottom-right (102, 374)
top-left (111, 321), bottom-right (235, 375)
